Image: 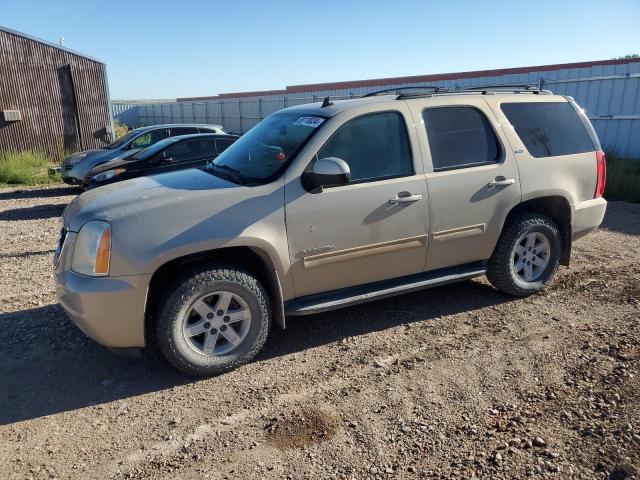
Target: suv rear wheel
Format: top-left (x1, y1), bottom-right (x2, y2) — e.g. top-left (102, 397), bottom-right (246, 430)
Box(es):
top-left (487, 213), bottom-right (561, 296)
top-left (156, 266), bottom-right (271, 376)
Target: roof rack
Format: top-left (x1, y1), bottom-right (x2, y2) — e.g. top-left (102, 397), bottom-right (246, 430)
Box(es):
top-left (362, 86), bottom-right (447, 97)
top-left (362, 83), bottom-right (549, 100)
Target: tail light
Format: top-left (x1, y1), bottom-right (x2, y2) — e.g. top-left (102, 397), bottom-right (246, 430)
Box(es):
top-left (595, 151), bottom-right (606, 198)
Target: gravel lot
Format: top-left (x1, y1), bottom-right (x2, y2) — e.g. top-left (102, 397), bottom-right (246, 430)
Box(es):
top-left (0, 185), bottom-right (639, 480)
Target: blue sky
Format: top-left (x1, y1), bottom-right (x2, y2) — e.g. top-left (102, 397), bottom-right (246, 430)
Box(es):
top-left (2, 0), bottom-right (639, 99)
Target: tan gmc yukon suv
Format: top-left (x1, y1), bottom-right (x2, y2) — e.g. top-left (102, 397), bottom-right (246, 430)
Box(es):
top-left (55, 85), bottom-right (607, 376)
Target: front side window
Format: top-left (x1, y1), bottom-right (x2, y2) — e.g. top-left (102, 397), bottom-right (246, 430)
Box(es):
top-left (317, 111), bottom-right (413, 183)
top-left (423, 106), bottom-right (500, 171)
top-left (501, 102), bottom-right (595, 158)
top-left (106, 130), bottom-right (139, 149)
top-left (130, 128), bottom-right (169, 149)
top-left (211, 113), bottom-right (324, 183)
top-left (163, 138), bottom-right (216, 163)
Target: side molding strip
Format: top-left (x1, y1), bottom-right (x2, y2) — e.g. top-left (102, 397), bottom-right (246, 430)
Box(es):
top-left (303, 235), bottom-right (427, 270)
top-left (432, 223), bottom-right (486, 243)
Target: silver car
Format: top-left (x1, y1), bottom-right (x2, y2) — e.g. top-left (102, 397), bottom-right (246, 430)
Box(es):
top-left (56, 86), bottom-right (607, 376)
top-left (61, 124), bottom-right (227, 185)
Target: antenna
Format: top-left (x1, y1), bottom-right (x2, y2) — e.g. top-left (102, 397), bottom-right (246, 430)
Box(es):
top-left (321, 96), bottom-right (333, 108)
top-left (59, 37), bottom-right (65, 47)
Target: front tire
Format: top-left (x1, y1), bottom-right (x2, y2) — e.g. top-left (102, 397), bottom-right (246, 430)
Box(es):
top-left (156, 266), bottom-right (271, 376)
top-left (487, 213), bottom-right (561, 296)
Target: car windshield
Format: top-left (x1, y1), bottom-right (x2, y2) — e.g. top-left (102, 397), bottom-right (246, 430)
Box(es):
top-left (209, 113), bottom-right (326, 183)
top-left (129, 137), bottom-right (181, 160)
top-left (106, 130), bottom-right (140, 149)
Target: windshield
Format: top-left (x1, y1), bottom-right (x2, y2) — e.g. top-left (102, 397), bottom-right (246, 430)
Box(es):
top-left (129, 137), bottom-right (180, 160)
top-left (210, 113), bottom-right (326, 183)
top-left (106, 130), bottom-right (140, 149)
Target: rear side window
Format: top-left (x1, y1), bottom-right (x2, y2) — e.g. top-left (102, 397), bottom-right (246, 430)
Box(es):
top-left (318, 111), bottom-right (413, 183)
top-left (170, 127), bottom-right (199, 136)
top-left (501, 102), bottom-right (594, 158)
top-left (422, 107), bottom-right (500, 171)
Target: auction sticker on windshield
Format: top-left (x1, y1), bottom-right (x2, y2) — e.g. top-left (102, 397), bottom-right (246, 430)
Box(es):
top-left (293, 116), bottom-right (325, 128)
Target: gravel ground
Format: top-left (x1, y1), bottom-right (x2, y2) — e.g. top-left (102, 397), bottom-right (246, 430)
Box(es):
top-left (0, 184), bottom-right (639, 480)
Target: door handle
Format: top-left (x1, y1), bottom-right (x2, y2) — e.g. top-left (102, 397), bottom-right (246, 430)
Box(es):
top-left (389, 193), bottom-right (422, 204)
top-left (488, 177), bottom-right (516, 187)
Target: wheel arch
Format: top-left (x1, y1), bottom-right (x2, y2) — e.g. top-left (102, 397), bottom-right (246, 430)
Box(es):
top-left (145, 246), bottom-right (286, 346)
top-left (501, 196), bottom-right (572, 266)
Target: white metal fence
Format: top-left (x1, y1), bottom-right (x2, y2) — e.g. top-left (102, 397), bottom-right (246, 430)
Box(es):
top-left (112, 59), bottom-right (640, 157)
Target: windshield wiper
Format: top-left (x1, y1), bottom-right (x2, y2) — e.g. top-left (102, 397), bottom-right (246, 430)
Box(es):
top-left (207, 163), bottom-right (246, 185)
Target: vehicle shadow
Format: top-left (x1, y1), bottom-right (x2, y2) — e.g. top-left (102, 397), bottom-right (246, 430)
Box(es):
top-left (600, 201), bottom-right (640, 236)
top-left (0, 185), bottom-right (80, 201)
top-left (0, 203), bottom-right (67, 221)
top-left (260, 279), bottom-right (513, 360)
top-left (0, 280), bottom-right (513, 425)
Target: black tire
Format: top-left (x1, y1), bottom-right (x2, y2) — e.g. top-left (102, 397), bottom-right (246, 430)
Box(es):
top-left (487, 213), bottom-right (561, 297)
top-left (155, 266), bottom-right (271, 376)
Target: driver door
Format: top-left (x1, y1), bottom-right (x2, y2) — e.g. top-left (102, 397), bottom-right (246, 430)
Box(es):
top-left (285, 109), bottom-right (429, 297)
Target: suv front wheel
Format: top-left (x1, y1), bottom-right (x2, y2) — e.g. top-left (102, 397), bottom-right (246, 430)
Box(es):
top-left (487, 213), bottom-right (561, 296)
top-left (156, 266), bottom-right (271, 376)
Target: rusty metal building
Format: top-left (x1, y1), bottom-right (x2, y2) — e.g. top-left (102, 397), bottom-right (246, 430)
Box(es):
top-left (0, 26), bottom-right (113, 158)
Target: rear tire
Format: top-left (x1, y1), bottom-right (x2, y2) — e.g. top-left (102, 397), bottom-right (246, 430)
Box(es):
top-left (156, 266), bottom-right (271, 376)
top-left (487, 213), bottom-right (561, 296)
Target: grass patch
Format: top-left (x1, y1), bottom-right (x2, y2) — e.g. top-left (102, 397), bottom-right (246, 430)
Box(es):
top-left (604, 153), bottom-right (640, 203)
top-left (0, 151), bottom-right (60, 187)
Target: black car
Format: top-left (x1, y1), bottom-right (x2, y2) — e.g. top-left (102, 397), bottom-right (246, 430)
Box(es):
top-left (84, 134), bottom-right (239, 189)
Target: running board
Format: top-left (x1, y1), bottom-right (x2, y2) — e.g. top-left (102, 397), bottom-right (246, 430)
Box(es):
top-left (284, 263), bottom-right (486, 316)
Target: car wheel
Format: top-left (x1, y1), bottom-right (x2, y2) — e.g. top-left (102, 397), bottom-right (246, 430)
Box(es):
top-left (156, 266), bottom-right (271, 376)
top-left (487, 213), bottom-right (561, 297)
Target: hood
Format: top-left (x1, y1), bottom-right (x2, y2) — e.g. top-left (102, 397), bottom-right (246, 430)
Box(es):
top-left (88, 153), bottom-right (138, 175)
top-left (63, 168), bottom-right (238, 231)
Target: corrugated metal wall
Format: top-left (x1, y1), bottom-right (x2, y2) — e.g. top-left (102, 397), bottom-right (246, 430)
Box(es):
top-left (113, 58), bottom-right (640, 157)
top-left (0, 28), bottom-right (112, 159)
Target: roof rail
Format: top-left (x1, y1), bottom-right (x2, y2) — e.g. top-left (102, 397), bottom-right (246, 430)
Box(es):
top-left (398, 83), bottom-right (551, 99)
top-left (452, 83), bottom-right (543, 93)
top-left (362, 86), bottom-right (447, 97)
top-left (360, 83), bottom-right (549, 100)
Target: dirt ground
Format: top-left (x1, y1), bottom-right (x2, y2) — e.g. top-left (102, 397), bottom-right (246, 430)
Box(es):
top-left (0, 185), bottom-right (638, 480)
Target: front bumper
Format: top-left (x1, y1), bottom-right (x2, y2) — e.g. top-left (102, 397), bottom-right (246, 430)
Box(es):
top-left (56, 269), bottom-right (150, 348)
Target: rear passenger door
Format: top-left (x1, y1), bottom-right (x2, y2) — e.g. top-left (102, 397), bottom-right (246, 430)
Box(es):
top-left (410, 97), bottom-right (522, 271)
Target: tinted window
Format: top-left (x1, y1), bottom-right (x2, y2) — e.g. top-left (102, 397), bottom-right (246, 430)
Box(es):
top-left (422, 107), bottom-right (499, 170)
top-left (199, 127), bottom-right (219, 134)
top-left (317, 112), bottom-right (413, 183)
top-left (131, 128), bottom-right (169, 149)
top-left (501, 102), bottom-right (594, 158)
top-left (215, 139), bottom-right (234, 154)
top-left (170, 127), bottom-right (199, 136)
top-left (164, 138), bottom-right (216, 163)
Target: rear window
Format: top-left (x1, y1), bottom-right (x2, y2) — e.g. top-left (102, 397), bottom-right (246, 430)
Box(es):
top-left (501, 102), bottom-right (595, 158)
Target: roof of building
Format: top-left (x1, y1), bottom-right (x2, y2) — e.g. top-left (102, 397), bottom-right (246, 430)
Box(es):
top-left (176, 57), bottom-right (640, 102)
top-left (0, 25), bottom-right (104, 64)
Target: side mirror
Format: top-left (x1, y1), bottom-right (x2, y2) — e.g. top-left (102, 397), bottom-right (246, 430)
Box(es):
top-left (301, 157), bottom-right (350, 192)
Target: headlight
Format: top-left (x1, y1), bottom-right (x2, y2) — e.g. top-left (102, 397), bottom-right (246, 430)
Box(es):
top-left (66, 153), bottom-right (87, 165)
top-left (92, 168), bottom-right (126, 183)
top-left (71, 221), bottom-right (111, 276)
